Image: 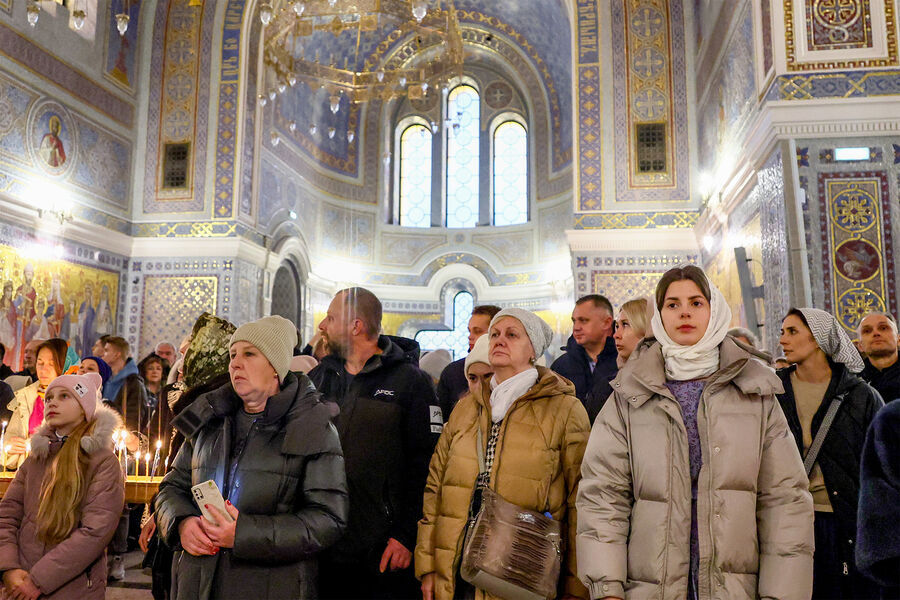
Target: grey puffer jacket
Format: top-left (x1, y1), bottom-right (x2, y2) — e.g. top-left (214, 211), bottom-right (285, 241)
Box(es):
top-left (154, 372), bottom-right (349, 600)
top-left (576, 336), bottom-right (815, 600)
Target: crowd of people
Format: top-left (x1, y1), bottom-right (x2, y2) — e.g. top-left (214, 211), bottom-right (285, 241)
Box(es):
top-left (0, 264), bottom-right (896, 599)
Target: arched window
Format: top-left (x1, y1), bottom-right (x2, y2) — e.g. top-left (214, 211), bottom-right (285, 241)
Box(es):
top-left (445, 85), bottom-right (480, 228)
top-left (414, 290), bottom-right (474, 360)
top-left (492, 121), bottom-right (527, 226)
top-left (399, 124), bottom-right (433, 227)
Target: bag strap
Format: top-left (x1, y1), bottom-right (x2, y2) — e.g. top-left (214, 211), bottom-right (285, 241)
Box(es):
top-left (803, 394), bottom-right (844, 477)
top-left (476, 424), bottom-right (486, 474)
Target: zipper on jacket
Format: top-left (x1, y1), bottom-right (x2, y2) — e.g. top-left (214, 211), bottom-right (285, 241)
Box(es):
top-left (842, 562), bottom-right (849, 576)
top-left (227, 419), bottom-right (259, 499)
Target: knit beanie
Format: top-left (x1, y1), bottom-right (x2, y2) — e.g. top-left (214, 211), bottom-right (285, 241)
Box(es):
top-left (490, 308), bottom-right (553, 359)
top-left (464, 334), bottom-right (491, 376)
top-left (230, 315), bottom-right (298, 381)
top-left (45, 372), bottom-right (102, 422)
top-left (419, 349), bottom-right (451, 382)
top-left (80, 356), bottom-right (112, 385)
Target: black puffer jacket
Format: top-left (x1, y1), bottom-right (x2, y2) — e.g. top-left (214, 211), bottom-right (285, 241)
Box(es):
top-left (550, 335), bottom-right (618, 424)
top-left (777, 364), bottom-right (883, 567)
top-left (154, 372), bottom-right (349, 600)
top-left (308, 335), bottom-right (440, 562)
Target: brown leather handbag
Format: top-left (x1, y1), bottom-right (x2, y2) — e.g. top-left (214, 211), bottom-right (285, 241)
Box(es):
top-left (460, 427), bottom-right (562, 600)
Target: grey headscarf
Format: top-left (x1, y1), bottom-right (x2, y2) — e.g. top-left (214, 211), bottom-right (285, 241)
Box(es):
top-left (797, 308), bottom-right (865, 373)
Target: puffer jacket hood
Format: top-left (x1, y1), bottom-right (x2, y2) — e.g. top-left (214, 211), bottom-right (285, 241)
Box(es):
top-left (30, 403), bottom-right (122, 459)
top-left (577, 336), bottom-right (814, 600)
top-left (415, 366), bottom-right (590, 600)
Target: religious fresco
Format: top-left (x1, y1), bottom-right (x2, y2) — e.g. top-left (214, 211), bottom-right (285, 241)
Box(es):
top-left (27, 101), bottom-right (76, 177)
top-left (0, 244), bottom-right (119, 370)
top-left (805, 0), bottom-right (873, 51)
top-left (106, 0), bottom-right (141, 89)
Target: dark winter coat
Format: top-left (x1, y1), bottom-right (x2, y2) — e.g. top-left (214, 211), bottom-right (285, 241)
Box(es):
top-left (856, 399), bottom-right (900, 591)
top-left (436, 356), bottom-right (466, 420)
top-left (0, 405), bottom-right (125, 599)
top-left (550, 335), bottom-right (618, 424)
top-left (860, 358), bottom-right (900, 404)
top-left (777, 364), bottom-right (883, 573)
top-left (308, 335), bottom-right (441, 563)
top-left (154, 372), bottom-right (349, 600)
top-left (104, 359), bottom-right (150, 437)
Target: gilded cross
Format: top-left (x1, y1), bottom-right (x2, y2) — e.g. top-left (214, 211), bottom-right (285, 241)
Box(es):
top-left (634, 48), bottom-right (663, 78)
top-left (632, 7), bottom-right (662, 38)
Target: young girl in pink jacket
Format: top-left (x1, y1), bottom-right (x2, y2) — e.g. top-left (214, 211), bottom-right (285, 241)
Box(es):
top-left (0, 372), bottom-right (125, 599)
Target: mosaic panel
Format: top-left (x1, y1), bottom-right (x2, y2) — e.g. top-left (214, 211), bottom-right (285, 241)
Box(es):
top-left (819, 171), bottom-right (896, 333)
top-left (0, 241), bottom-right (120, 369)
top-left (705, 216), bottom-right (765, 335)
top-left (539, 202), bottom-right (572, 259)
top-left (758, 151), bottom-right (791, 352)
top-left (139, 275), bottom-right (217, 359)
top-left (785, 0), bottom-right (897, 70)
top-left (764, 68), bottom-right (900, 100)
top-left (572, 253), bottom-right (697, 296)
top-left (320, 205), bottom-right (375, 261)
top-left (576, 0), bottom-right (602, 210)
top-left (471, 231), bottom-right (533, 266)
top-left (239, 13), bottom-right (261, 217)
top-left (610, 0), bottom-right (691, 203)
top-left (761, 0), bottom-right (774, 75)
top-left (380, 233), bottom-right (448, 267)
top-left (805, 0), bottom-right (873, 51)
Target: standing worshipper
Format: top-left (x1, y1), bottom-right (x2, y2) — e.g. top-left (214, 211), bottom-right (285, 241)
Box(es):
top-left (577, 266), bottom-right (814, 600)
top-left (777, 308), bottom-right (884, 599)
top-left (858, 312), bottom-right (900, 402)
top-left (0, 372), bottom-right (125, 599)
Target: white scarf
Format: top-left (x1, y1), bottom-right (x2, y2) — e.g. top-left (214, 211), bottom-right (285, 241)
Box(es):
top-left (650, 279), bottom-right (732, 381)
top-left (489, 368), bottom-right (539, 423)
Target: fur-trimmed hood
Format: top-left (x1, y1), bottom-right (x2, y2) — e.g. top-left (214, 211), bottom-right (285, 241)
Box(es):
top-left (30, 403), bottom-right (123, 459)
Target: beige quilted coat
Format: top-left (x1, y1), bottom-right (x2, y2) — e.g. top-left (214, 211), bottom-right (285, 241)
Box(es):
top-left (415, 366), bottom-right (591, 599)
top-left (576, 337), bottom-right (814, 600)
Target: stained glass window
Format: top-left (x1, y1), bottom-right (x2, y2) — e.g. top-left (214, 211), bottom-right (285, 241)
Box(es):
top-left (415, 291), bottom-right (474, 360)
top-left (445, 86), bottom-right (480, 228)
top-left (399, 124), bottom-right (433, 227)
top-left (492, 121), bottom-right (528, 225)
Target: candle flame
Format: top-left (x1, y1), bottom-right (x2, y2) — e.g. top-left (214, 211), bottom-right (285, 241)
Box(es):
top-left (156, 440), bottom-right (162, 449)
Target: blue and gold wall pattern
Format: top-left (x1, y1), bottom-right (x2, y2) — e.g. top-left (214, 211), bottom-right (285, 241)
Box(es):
top-left (819, 170), bottom-right (897, 333)
top-left (105, 0), bottom-right (141, 91)
top-left (610, 0), bottom-right (690, 203)
top-left (0, 74), bottom-right (132, 212)
top-left (143, 0), bottom-right (216, 215)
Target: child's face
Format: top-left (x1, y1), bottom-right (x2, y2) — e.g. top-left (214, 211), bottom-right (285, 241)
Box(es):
top-left (44, 388), bottom-right (86, 435)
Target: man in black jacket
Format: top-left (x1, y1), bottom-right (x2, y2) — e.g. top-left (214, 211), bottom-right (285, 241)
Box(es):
top-left (550, 294), bottom-right (618, 424)
top-left (435, 304), bottom-right (500, 419)
top-left (310, 287), bottom-right (440, 599)
top-left (858, 312), bottom-right (900, 403)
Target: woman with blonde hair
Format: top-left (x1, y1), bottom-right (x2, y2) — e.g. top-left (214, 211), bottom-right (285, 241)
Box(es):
top-left (0, 372), bottom-right (125, 599)
top-left (577, 265), bottom-right (814, 600)
top-left (612, 297), bottom-right (650, 367)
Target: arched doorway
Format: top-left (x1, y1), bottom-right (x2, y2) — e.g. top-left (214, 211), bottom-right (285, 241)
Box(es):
top-left (270, 262), bottom-right (303, 327)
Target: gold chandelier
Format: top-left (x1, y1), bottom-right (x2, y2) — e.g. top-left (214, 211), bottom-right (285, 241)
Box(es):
top-left (260, 0), bottom-right (464, 108)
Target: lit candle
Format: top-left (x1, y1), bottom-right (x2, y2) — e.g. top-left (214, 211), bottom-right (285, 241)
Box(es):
top-left (2, 444), bottom-right (8, 475)
top-left (135, 452), bottom-right (142, 477)
top-left (1, 420), bottom-right (8, 456)
top-left (24, 440), bottom-right (30, 459)
top-left (151, 440), bottom-right (162, 481)
top-left (144, 452), bottom-right (151, 479)
top-left (164, 455), bottom-right (169, 474)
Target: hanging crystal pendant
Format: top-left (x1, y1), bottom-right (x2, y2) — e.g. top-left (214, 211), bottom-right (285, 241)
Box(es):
top-left (309, 124), bottom-right (318, 136)
top-left (270, 132), bottom-right (280, 147)
top-left (259, 2), bottom-right (274, 25)
top-left (73, 9), bottom-right (87, 30)
top-left (115, 12), bottom-right (130, 35)
top-left (376, 70), bottom-right (385, 83)
top-left (347, 130), bottom-right (355, 143)
top-left (327, 127), bottom-right (336, 139)
top-left (329, 94), bottom-right (341, 114)
top-left (288, 121), bottom-right (297, 132)
top-left (292, 1), bottom-right (306, 16)
top-left (26, 3), bottom-right (40, 27)
top-left (412, 0), bottom-right (427, 22)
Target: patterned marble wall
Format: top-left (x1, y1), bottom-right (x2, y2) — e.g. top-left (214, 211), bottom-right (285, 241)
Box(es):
top-left (128, 256), bottom-right (263, 359)
top-left (572, 254), bottom-right (699, 311)
top-left (796, 136), bottom-right (899, 333)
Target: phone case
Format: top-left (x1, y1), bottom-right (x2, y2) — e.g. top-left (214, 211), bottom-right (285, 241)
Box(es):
top-left (191, 480), bottom-right (234, 524)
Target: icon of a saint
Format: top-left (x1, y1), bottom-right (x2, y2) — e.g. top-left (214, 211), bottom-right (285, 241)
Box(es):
top-left (39, 115), bottom-right (67, 168)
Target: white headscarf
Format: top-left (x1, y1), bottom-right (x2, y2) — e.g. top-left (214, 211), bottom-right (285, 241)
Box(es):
top-left (650, 274), bottom-right (733, 381)
top-left (797, 308), bottom-right (865, 373)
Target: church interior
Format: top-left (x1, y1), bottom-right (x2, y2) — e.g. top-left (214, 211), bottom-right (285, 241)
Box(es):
top-left (0, 0), bottom-right (897, 366)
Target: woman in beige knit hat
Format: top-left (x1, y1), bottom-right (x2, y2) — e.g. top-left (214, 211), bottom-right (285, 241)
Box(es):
top-left (154, 315), bottom-right (349, 599)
